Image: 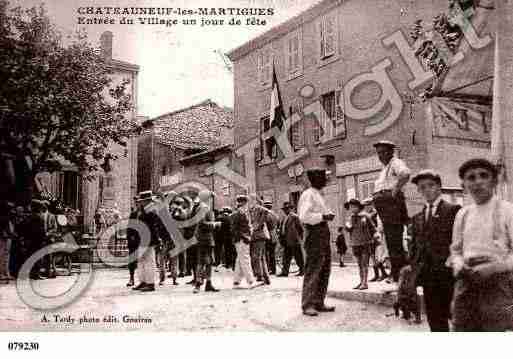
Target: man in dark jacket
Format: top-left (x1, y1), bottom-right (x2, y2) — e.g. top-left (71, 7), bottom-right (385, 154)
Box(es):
top-left (218, 207), bottom-right (234, 270)
top-left (409, 170), bottom-right (461, 331)
top-left (231, 195), bottom-right (261, 289)
top-left (193, 190), bottom-right (221, 293)
top-left (277, 202), bottom-right (304, 277)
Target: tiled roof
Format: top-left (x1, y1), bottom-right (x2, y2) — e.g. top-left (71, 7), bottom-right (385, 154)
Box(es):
top-left (149, 99), bottom-right (234, 150)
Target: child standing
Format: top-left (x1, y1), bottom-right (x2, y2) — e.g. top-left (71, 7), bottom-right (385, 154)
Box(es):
top-left (335, 227), bottom-right (347, 267)
top-left (345, 199), bottom-right (378, 290)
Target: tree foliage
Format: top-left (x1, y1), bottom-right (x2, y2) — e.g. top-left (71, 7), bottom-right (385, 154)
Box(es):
top-left (0, 1), bottom-right (136, 180)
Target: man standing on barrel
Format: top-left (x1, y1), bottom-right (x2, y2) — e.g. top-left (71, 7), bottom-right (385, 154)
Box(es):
top-left (372, 141), bottom-right (410, 285)
top-left (298, 167), bottom-right (335, 316)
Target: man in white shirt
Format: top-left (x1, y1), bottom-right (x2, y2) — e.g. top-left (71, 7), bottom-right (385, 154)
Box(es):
top-left (298, 168), bottom-right (336, 316)
top-left (448, 158), bottom-right (513, 331)
top-left (372, 140), bottom-right (410, 283)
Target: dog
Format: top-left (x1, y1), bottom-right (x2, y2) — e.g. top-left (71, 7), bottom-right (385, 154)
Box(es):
top-left (392, 265), bottom-right (422, 324)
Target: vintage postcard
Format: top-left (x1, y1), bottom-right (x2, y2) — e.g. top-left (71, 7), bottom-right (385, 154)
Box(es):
top-left (1, 0), bottom-right (512, 344)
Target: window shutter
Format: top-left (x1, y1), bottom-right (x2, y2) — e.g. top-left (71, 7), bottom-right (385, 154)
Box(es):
top-left (288, 38), bottom-right (293, 73)
top-left (325, 15), bottom-right (336, 57)
top-left (319, 21), bottom-right (325, 58)
top-left (335, 89), bottom-right (346, 138)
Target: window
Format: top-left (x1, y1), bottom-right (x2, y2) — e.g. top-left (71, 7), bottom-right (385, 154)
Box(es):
top-left (257, 47), bottom-right (272, 86)
top-left (289, 102), bottom-right (304, 150)
top-left (318, 90), bottom-right (346, 143)
top-left (286, 31), bottom-right (302, 77)
top-left (258, 115), bottom-right (277, 161)
top-left (320, 13), bottom-right (336, 59)
top-left (456, 109), bottom-right (469, 131)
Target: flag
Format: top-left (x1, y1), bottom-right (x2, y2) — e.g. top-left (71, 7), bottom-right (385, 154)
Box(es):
top-left (265, 64), bottom-right (285, 158)
top-left (270, 64), bottom-right (285, 131)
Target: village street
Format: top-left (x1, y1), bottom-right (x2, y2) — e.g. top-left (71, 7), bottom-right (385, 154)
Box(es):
top-left (0, 266), bottom-right (427, 332)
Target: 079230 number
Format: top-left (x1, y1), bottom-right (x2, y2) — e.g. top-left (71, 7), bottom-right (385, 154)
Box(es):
top-left (7, 342), bottom-right (39, 351)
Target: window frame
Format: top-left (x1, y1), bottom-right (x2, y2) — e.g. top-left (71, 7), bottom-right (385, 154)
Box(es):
top-left (286, 29), bottom-right (303, 80)
top-left (257, 46), bottom-right (273, 88)
top-left (318, 10), bottom-right (340, 67)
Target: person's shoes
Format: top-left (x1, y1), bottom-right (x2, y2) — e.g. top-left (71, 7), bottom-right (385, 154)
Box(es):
top-left (249, 281), bottom-right (264, 289)
top-left (193, 285), bottom-right (201, 293)
top-left (378, 275), bottom-right (388, 282)
top-left (339, 262), bottom-right (345, 267)
top-left (296, 272), bottom-right (304, 277)
top-left (47, 271), bottom-right (57, 279)
top-left (30, 275), bottom-right (44, 280)
top-left (359, 284), bottom-right (369, 290)
top-left (205, 281), bottom-right (220, 292)
top-left (369, 276), bottom-right (379, 282)
top-left (263, 279), bottom-right (271, 285)
top-left (315, 305), bottom-right (335, 312)
top-left (233, 282), bottom-right (241, 289)
top-left (277, 273), bottom-right (288, 277)
top-left (132, 282), bottom-right (147, 290)
top-left (186, 279), bottom-right (195, 285)
top-left (126, 280), bottom-right (134, 287)
top-left (178, 273), bottom-right (185, 278)
top-left (256, 277), bottom-right (264, 282)
top-left (159, 279), bottom-right (164, 286)
top-left (140, 284), bottom-right (155, 292)
top-left (353, 283), bottom-right (362, 290)
top-left (303, 307), bottom-right (319, 316)
top-left (173, 279), bottom-right (179, 285)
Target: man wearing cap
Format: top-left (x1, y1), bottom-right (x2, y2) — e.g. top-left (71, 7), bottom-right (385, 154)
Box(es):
top-left (448, 158), bottom-right (513, 331)
top-left (248, 194), bottom-right (278, 285)
top-left (263, 200), bottom-right (279, 275)
top-left (372, 140), bottom-right (410, 284)
top-left (298, 167), bottom-right (336, 316)
top-left (218, 207), bottom-right (235, 270)
top-left (193, 190), bottom-right (221, 293)
top-left (277, 202), bottom-right (304, 277)
top-left (130, 191), bottom-right (160, 292)
top-left (408, 170), bottom-right (461, 331)
top-left (231, 195), bottom-right (260, 289)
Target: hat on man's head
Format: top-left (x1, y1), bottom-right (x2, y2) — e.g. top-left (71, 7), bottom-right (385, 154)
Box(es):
top-left (281, 201), bottom-right (293, 210)
top-left (236, 195), bottom-right (249, 204)
top-left (412, 169), bottom-right (442, 186)
top-left (136, 190), bottom-right (154, 202)
top-left (458, 158), bottom-right (498, 179)
top-left (373, 140), bottom-right (396, 149)
top-left (344, 198), bottom-right (364, 210)
top-left (222, 206), bottom-right (232, 213)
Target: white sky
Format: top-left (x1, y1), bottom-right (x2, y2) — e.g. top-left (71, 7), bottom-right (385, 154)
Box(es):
top-left (13, 0), bottom-right (317, 118)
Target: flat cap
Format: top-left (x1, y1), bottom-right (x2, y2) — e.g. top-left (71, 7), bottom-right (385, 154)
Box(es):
top-left (222, 206), bottom-right (232, 213)
top-left (236, 195), bottom-right (249, 203)
top-left (373, 140), bottom-right (396, 148)
top-left (458, 158), bottom-right (498, 179)
top-left (344, 198), bottom-right (363, 210)
top-left (306, 167), bottom-right (326, 175)
top-left (281, 201), bottom-right (293, 209)
top-left (411, 169), bottom-right (442, 185)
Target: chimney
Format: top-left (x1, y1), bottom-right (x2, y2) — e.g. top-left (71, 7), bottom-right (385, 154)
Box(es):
top-left (100, 31), bottom-right (113, 60)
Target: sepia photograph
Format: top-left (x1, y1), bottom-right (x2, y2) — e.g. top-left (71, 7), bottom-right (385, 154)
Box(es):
top-left (0, 0), bottom-right (512, 344)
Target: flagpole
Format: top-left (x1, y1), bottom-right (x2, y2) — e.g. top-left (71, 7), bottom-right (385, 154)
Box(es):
top-left (491, 0), bottom-right (513, 201)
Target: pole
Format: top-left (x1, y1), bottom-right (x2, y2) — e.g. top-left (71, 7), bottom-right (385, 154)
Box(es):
top-left (491, 0), bottom-right (513, 200)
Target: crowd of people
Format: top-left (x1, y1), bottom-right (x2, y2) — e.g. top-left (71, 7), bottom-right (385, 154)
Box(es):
top-left (124, 189), bottom-right (307, 293)
top-left (0, 199), bottom-right (81, 281)
top-left (2, 138), bottom-right (513, 332)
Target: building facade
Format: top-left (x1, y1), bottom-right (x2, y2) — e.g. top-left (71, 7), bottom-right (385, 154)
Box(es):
top-left (137, 100), bottom-right (234, 197)
top-left (227, 0), bottom-right (493, 238)
top-left (36, 31), bottom-right (139, 233)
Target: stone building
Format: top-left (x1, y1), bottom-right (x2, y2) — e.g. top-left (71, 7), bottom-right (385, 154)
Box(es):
top-left (36, 31), bottom-right (139, 233)
top-left (137, 100), bottom-right (234, 198)
top-left (226, 0), bottom-right (493, 238)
